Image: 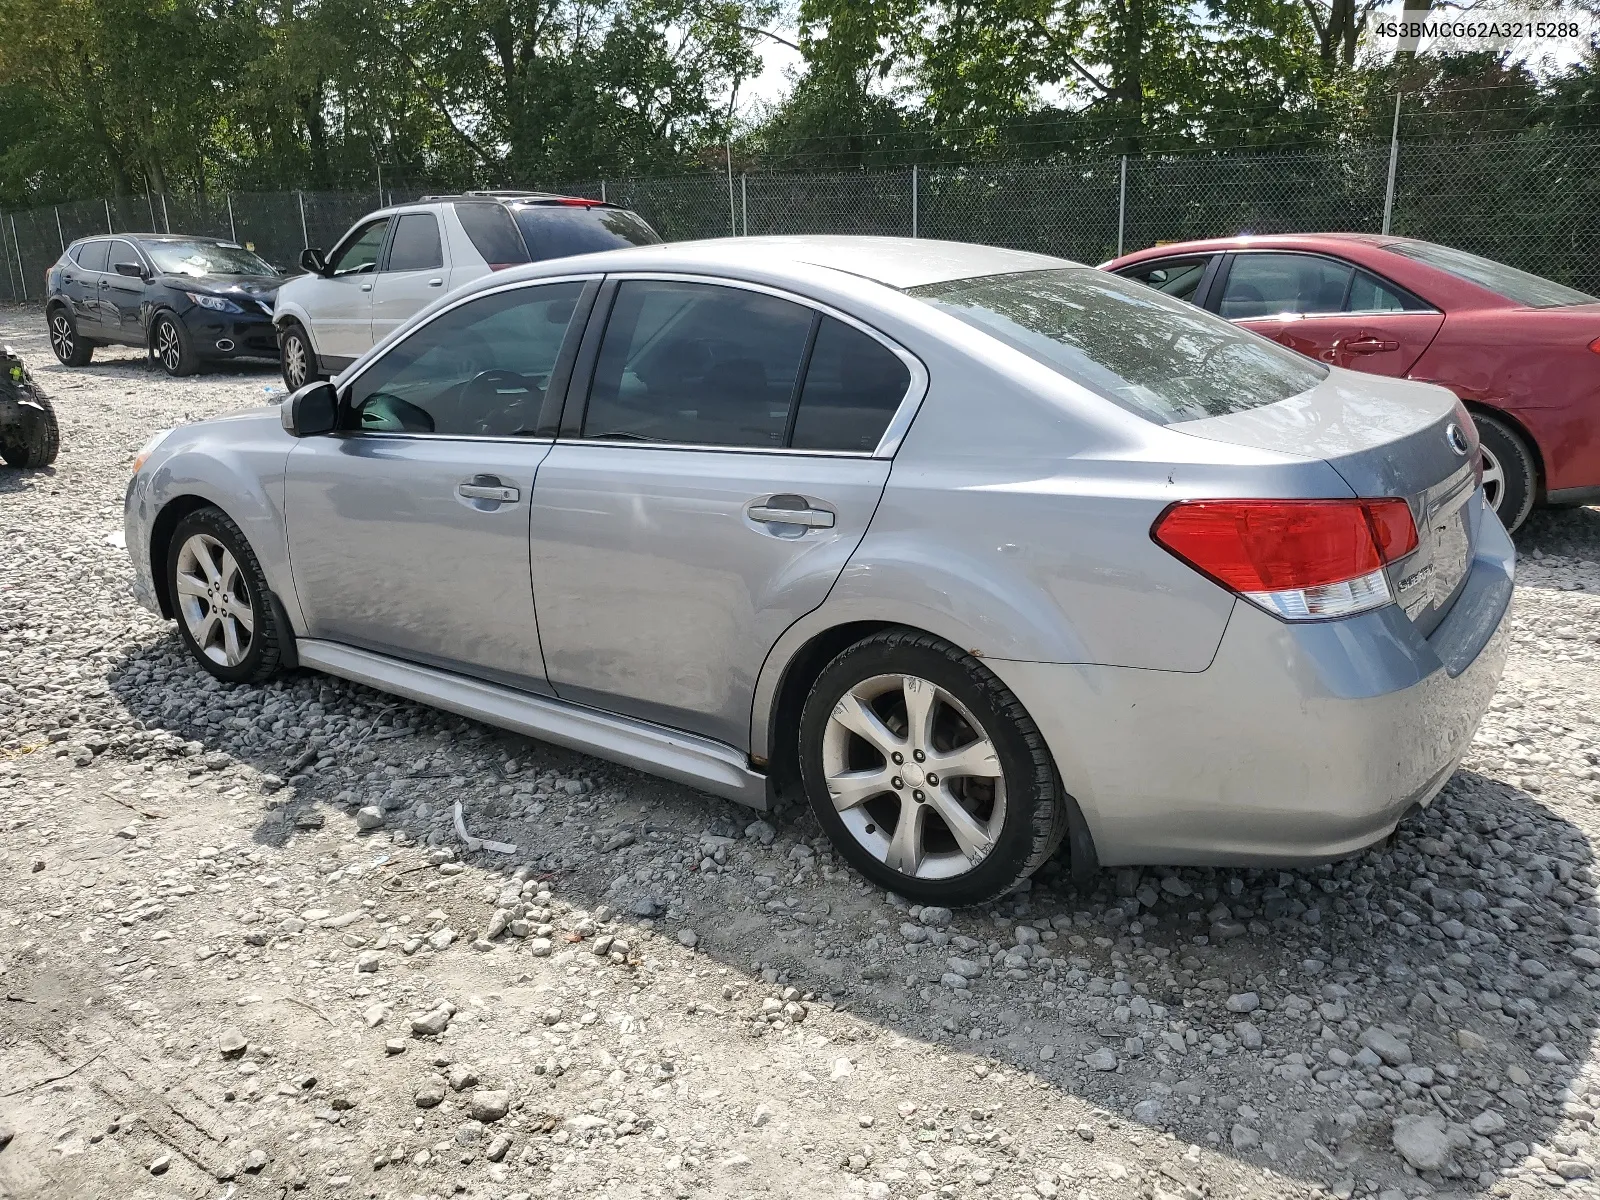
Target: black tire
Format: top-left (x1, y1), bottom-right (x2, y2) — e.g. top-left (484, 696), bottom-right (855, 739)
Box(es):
top-left (165, 506), bottom-right (285, 684)
top-left (798, 628), bottom-right (1067, 907)
top-left (0, 390), bottom-right (60, 468)
top-left (152, 312), bottom-right (200, 377)
top-left (279, 322), bottom-right (322, 390)
top-left (1473, 412), bottom-right (1536, 533)
top-left (47, 307), bottom-right (92, 366)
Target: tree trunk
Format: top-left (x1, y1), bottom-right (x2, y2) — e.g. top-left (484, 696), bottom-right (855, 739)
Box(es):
top-left (1116, 0), bottom-right (1145, 154)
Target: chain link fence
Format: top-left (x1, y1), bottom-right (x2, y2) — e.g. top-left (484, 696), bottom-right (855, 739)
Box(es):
top-left (3, 131), bottom-right (1598, 305)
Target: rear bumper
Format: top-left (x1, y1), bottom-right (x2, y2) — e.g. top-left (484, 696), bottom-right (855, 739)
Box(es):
top-left (991, 497), bottom-right (1515, 867)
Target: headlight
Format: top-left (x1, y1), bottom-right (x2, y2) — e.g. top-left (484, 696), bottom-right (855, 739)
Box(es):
top-left (185, 292), bottom-right (243, 313)
top-left (132, 428), bottom-right (173, 475)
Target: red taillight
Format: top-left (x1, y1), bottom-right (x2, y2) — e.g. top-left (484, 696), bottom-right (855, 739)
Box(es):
top-left (1589, 335), bottom-right (1600, 355)
top-left (1152, 498), bottom-right (1418, 620)
top-left (553, 197), bottom-right (602, 207)
top-left (487, 263), bottom-right (520, 271)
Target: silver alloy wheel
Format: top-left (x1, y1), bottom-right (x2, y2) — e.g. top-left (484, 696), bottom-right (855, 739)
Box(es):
top-left (50, 313), bottom-right (74, 361)
top-left (156, 319), bottom-right (183, 373)
top-left (822, 673), bottom-right (1006, 880)
top-left (174, 533), bottom-right (254, 666)
top-left (284, 331), bottom-right (307, 388)
top-left (1479, 443), bottom-right (1504, 512)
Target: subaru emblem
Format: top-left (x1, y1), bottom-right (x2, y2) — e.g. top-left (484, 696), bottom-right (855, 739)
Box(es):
top-left (1446, 422), bottom-right (1469, 456)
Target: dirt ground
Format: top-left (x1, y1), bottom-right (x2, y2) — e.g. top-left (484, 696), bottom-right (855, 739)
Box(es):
top-left (3, 304), bottom-right (1600, 1200)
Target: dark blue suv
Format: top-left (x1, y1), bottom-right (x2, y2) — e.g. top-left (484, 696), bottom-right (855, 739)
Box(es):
top-left (45, 235), bottom-right (282, 376)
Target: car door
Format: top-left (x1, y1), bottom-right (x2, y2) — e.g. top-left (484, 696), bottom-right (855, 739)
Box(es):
top-left (67, 239), bottom-right (110, 333)
top-left (529, 276), bottom-right (920, 749)
top-left (301, 217), bottom-right (391, 363)
top-left (102, 239), bottom-right (149, 343)
top-left (284, 276), bottom-right (596, 693)
top-left (369, 210), bottom-right (448, 347)
top-left (1214, 251), bottom-right (1444, 377)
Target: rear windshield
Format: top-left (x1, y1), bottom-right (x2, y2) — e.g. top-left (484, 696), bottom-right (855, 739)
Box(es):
top-left (909, 268), bottom-right (1326, 425)
top-left (511, 205), bottom-right (660, 259)
top-left (1385, 240), bottom-right (1597, 308)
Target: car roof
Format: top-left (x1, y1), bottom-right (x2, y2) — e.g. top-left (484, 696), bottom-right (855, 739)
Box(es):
top-left (1107, 232), bottom-right (1407, 265)
top-left (493, 236), bottom-right (1079, 292)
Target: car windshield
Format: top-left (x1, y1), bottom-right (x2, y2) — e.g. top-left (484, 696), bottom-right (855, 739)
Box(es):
top-left (1385, 240), bottom-right (1596, 308)
top-left (909, 268), bottom-right (1326, 425)
top-left (143, 240), bottom-right (277, 277)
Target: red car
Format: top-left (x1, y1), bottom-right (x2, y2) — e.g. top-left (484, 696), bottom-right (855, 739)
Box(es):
top-left (1103, 235), bottom-right (1600, 530)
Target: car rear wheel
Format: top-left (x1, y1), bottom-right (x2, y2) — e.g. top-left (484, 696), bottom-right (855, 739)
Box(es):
top-left (166, 507), bottom-right (284, 684)
top-left (1473, 413), bottom-right (1535, 533)
top-left (0, 391), bottom-right (60, 469)
top-left (153, 314), bottom-right (199, 377)
top-left (48, 308), bottom-right (92, 366)
top-left (799, 628), bottom-right (1066, 906)
top-left (279, 322), bottom-right (321, 390)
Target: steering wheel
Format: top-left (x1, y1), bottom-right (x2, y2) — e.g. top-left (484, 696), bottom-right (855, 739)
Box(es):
top-left (464, 368), bottom-right (543, 435)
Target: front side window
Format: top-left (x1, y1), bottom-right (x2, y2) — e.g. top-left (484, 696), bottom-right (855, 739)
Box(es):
top-left (75, 240), bottom-right (110, 272)
top-left (385, 213), bottom-right (443, 272)
top-left (1218, 253), bottom-right (1353, 318)
top-left (911, 268), bottom-right (1326, 425)
top-left (109, 241), bottom-right (143, 273)
top-left (143, 239), bottom-right (275, 277)
top-left (347, 281), bottom-right (584, 437)
top-left (584, 280), bottom-right (814, 448)
top-left (329, 219), bottom-right (391, 276)
top-left (1118, 256), bottom-right (1212, 303)
top-left (1385, 239), bottom-right (1598, 308)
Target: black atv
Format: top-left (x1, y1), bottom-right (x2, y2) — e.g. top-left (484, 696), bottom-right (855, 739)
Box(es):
top-left (0, 348), bottom-right (59, 469)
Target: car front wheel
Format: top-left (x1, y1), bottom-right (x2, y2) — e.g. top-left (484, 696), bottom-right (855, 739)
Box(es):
top-left (799, 628), bottom-right (1066, 906)
top-left (48, 308), bottom-right (92, 366)
top-left (166, 507), bottom-right (284, 683)
top-left (1473, 412), bottom-right (1535, 533)
top-left (279, 322), bottom-right (321, 390)
top-left (153, 313), bottom-right (199, 377)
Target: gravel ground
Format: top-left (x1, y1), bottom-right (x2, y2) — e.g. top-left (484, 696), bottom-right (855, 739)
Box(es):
top-left (4, 302), bottom-right (1600, 1200)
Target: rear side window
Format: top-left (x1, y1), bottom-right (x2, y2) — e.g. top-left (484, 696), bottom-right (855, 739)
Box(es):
top-left (911, 268), bottom-right (1326, 425)
top-left (1385, 239), bottom-right (1598, 308)
top-left (790, 318), bottom-right (911, 452)
top-left (512, 206), bottom-right (661, 260)
top-left (1118, 256), bottom-right (1212, 303)
top-left (454, 203), bottom-right (529, 268)
top-left (584, 280), bottom-right (813, 448)
top-left (386, 213), bottom-right (443, 272)
top-left (76, 240), bottom-right (110, 272)
top-left (1348, 269), bottom-right (1429, 313)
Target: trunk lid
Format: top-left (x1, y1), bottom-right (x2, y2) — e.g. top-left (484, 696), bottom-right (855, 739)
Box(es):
top-left (1174, 368), bottom-right (1481, 636)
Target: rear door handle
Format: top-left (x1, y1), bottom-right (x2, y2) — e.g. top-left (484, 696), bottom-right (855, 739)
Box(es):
top-left (1343, 336), bottom-right (1399, 354)
top-left (428, 278), bottom-right (444, 287)
top-left (748, 502), bottom-right (835, 528)
top-left (458, 481), bottom-right (519, 503)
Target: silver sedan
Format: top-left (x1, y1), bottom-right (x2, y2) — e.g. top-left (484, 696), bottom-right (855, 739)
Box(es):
top-left (124, 236), bottom-right (1513, 906)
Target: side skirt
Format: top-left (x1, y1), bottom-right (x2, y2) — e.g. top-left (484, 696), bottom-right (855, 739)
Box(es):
top-left (295, 639), bottom-right (768, 810)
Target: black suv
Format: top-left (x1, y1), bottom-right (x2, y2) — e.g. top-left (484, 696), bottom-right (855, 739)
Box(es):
top-left (45, 235), bottom-right (283, 376)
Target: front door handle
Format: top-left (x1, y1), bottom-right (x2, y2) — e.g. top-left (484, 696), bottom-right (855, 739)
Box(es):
top-left (428, 278), bottom-right (444, 287)
top-left (748, 500), bottom-right (835, 528)
top-left (360, 282), bottom-right (373, 292)
top-left (458, 481), bottom-right (520, 503)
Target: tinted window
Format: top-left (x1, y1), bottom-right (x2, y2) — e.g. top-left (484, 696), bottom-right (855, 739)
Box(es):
top-left (348, 281), bottom-right (583, 437)
top-left (386, 213), bottom-right (443, 272)
top-left (1347, 269), bottom-right (1428, 313)
top-left (76, 240), bottom-right (110, 272)
top-left (1119, 256), bottom-right (1211, 303)
top-left (1219, 254), bottom-right (1352, 318)
top-left (790, 318), bottom-right (911, 452)
top-left (328, 219), bottom-right (390, 276)
top-left (109, 241), bottom-right (142, 272)
top-left (455, 203), bottom-right (529, 267)
top-left (1385, 240), bottom-right (1598, 308)
top-left (584, 281), bottom-right (813, 448)
top-left (512, 206), bottom-right (661, 259)
top-left (142, 239), bottom-right (274, 276)
top-left (910, 268), bottom-right (1325, 425)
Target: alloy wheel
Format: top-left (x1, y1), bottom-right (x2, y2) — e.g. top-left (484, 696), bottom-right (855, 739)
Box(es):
top-left (156, 319), bottom-right (183, 373)
top-left (284, 333), bottom-right (307, 388)
top-left (821, 673), bottom-right (1006, 880)
top-left (50, 313), bottom-right (74, 362)
top-left (1479, 443), bottom-right (1504, 512)
top-left (174, 533), bottom-right (254, 667)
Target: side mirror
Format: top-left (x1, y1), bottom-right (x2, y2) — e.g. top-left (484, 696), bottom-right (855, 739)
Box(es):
top-left (299, 247), bottom-right (328, 276)
top-left (281, 380), bottom-right (338, 437)
top-left (114, 261), bottom-right (146, 278)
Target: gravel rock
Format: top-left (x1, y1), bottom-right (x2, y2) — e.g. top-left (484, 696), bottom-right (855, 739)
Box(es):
top-left (1358, 1026), bottom-right (1412, 1066)
top-left (415, 1075), bottom-right (447, 1108)
top-left (355, 805), bottom-right (384, 830)
top-left (1085, 1048), bottom-right (1118, 1071)
top-left (468, 1089), bottom-right (511, 1122)
top-left (1225, 992), bottom-right (1259, 1013)
top-left (1392, 1114), bottom-right (1452, 1171)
